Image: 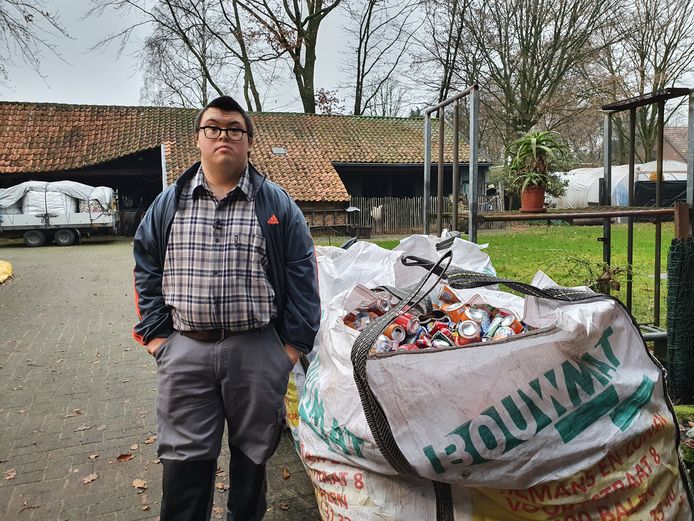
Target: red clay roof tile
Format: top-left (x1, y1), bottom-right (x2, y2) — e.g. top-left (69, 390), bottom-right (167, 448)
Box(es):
top-left (0, 102), bottom-right (471, 202)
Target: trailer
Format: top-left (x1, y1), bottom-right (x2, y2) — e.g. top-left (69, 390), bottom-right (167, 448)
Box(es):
top-left (0, 181), bottom-right (119, 246)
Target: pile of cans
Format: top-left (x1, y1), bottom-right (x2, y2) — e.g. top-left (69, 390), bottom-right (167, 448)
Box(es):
top-left (342, 286), bottom-right (532, 354)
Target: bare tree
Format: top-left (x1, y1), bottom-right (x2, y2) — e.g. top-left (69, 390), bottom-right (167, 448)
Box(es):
top-left (468, 0), bottom-right (621, 142)
top-left (0, 0), bottom-right (69, 81)
top-left (365, 77), bottom-right (408, 117)
top-left (597, 0), bottom-right (694, 162)
top-left (137, 0), bottom-right (228, 107)
top-left (89, 0), bottom-right (272, 109)
top-left (412, 0), bottom-right (471, 104)
top-left (235, 0), bottom-right (342, 113)
top-left (344, 0), bottom-right (421, 115)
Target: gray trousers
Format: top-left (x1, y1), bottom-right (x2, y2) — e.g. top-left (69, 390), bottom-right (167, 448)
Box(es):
top-left (154, 327), bottom-right (293, 520)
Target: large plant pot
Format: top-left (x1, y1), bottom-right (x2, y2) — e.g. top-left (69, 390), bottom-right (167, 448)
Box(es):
top-left (520, 186), bottom-right (547, 213)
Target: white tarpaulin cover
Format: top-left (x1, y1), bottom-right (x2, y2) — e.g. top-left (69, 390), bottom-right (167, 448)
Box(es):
top-left (295, 241), bottom-right (693, 520)
top-left (0, 181), bottom-right (114, 210)
top-left (551, 161), bottom-right (688, 208)
top-left (22, 190), bottom-right (78, 214)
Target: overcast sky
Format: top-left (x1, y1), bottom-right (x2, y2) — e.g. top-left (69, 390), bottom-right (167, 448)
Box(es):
top-left (0, 0), bottom-right (348, 111)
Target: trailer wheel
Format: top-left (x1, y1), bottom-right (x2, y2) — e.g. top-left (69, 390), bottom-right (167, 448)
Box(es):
top-left (54, 228), bottom-right (77, 246)
top-left (23, 230), bottom-right (47, 247)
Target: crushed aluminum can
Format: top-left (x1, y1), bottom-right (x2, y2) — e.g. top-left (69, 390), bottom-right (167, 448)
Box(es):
top-left (463, 307), bottom-right (491, 334)
top-left (393, 313), bottom-right (420, 335)
top-left (383, 323), bottom-right (406, 343)
top-left (456, 320), bottom-right (481, 345)
top-left (441, 302), bottom-right (468, 322)
top-left (500, 314), bottom-right (524, 334)
top-left (343, 311), bottom-right (372, 331)
top-left (395, 343), bottom-right (419, 351)
top-left (484, 314), bottom-right (505, 339)
top-left (374, 334), bottom-right (394, 353)
top-left (431, 339), bottom-right (452, 348)
top-left (438, 286), bottom-right (460, 304)
top-left (358, 298), bottom-right (390, 316)
top-left (415, 336), bottom-right (432, 349)
top-left (428, 321), bottom-right (451, 334)
top-left (431, 330), bottom-right (454, 346)
top-left (493, 326), bottom-right (515, 340)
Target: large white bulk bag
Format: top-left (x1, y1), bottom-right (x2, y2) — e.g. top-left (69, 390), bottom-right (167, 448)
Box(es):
top-left (298, 252), bottom-right (693, 520)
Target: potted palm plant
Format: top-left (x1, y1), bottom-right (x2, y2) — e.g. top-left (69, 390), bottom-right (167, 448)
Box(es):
top-left (507, 130), bottom-right (569, 212)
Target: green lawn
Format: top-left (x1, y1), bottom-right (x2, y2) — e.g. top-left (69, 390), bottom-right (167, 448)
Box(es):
top-left (315, 222), bottom-right (676, 325)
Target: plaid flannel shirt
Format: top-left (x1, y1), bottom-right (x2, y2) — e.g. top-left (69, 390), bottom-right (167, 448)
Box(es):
top-left (162, 167), bottom-right (276, 332)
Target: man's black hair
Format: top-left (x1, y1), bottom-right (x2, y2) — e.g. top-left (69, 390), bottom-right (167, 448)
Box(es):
top-left (194, 96), bottom-right (254, 139)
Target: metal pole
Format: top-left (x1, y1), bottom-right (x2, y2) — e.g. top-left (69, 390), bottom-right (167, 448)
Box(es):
top-left (437, 109), bottom-right (445, 236)
top-left (469, 86), bottom-right (479, 243)
top-left (424, 114), bottom-right (431, 234)
top-left (688, 91), bottom-right (694, 211)
top-left (654, 100), bottom-right (665, 326)
top-left (602, 113), bottom-right (612, 266)
top-left (452, 102), bottom-right (460, 232)
top-left (627, 108), bottom-right (636, 312)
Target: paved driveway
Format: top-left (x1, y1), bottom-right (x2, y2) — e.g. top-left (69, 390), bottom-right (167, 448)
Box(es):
top-left (0, 238), bottom-right (319, 521)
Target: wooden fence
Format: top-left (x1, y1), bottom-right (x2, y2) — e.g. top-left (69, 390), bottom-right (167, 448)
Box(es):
top-left (349, 194), bottom-right (505, 235)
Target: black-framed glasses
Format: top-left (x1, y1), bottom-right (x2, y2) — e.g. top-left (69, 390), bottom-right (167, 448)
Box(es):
top-left (199, 126), bottom-right (248, 141)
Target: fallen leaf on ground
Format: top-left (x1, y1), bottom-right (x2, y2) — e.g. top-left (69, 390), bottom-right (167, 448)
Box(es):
top-left (64, 408), bottom-right (84, 418)
top-left (88, 454), bottom-right (99, 460)
top-left (212, 506), bottom-right (224, 519)
top-left (116, 453), bottom-right (134, 462)
top-left (144, 435), bottom-right (157, 444)
top-left (131, 444), bottom-right (139, 450)
top-left (3, 468), bottom-right (17, 480)
top-left (18, 409), bottom-right (27, 414)
top-left (139, 410), bottom-right (149, 418)
top-left (19, 500), bottom-right (40, 512)
top-left (278, 502), bottom-right (289, 511)
top-left (74, 425), bottom-right (92, 432)
top-left (82, 473), bottom-right (98, 484)
top-left (282, 467), bottom-right (290, 480)
top-left (142, 506), bottom-right (151, 511)
top-left (215, 482), bottom-right (228, 491)
top-left (132, 478), bottom-right (148, 490)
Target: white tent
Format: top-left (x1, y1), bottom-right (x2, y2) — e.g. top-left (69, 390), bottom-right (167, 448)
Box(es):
top-left (550, 160), bottom-right (688, 208)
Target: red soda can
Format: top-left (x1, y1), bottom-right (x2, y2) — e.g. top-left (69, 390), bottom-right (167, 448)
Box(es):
top-left (396, 343), bottom-right (419, 351)
top-left (415, 336), bottom-right (432, 349)
top-left (428, 321), bottom-right (450, 334)
top-left (393, 313), bottom-right (420, 335)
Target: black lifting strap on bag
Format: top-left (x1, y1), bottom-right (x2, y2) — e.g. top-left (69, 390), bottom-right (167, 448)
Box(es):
top-left (403, 255), bottom-right (601, 303)
top-left (352, 254), bottom-right (604, 521)
top-left (352, 251), bottom-right (455, 521)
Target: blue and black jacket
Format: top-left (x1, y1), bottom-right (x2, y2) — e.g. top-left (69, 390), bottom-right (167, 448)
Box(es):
top-left (132, 162), bottom-right (320, 354)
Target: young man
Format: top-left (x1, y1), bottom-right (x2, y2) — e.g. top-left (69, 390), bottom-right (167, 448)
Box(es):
top-left (133, 95), bottom-right (320, 521)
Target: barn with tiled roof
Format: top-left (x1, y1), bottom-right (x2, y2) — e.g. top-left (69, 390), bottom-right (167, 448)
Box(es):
top-left (0, 101), bottom-right (489, 233)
